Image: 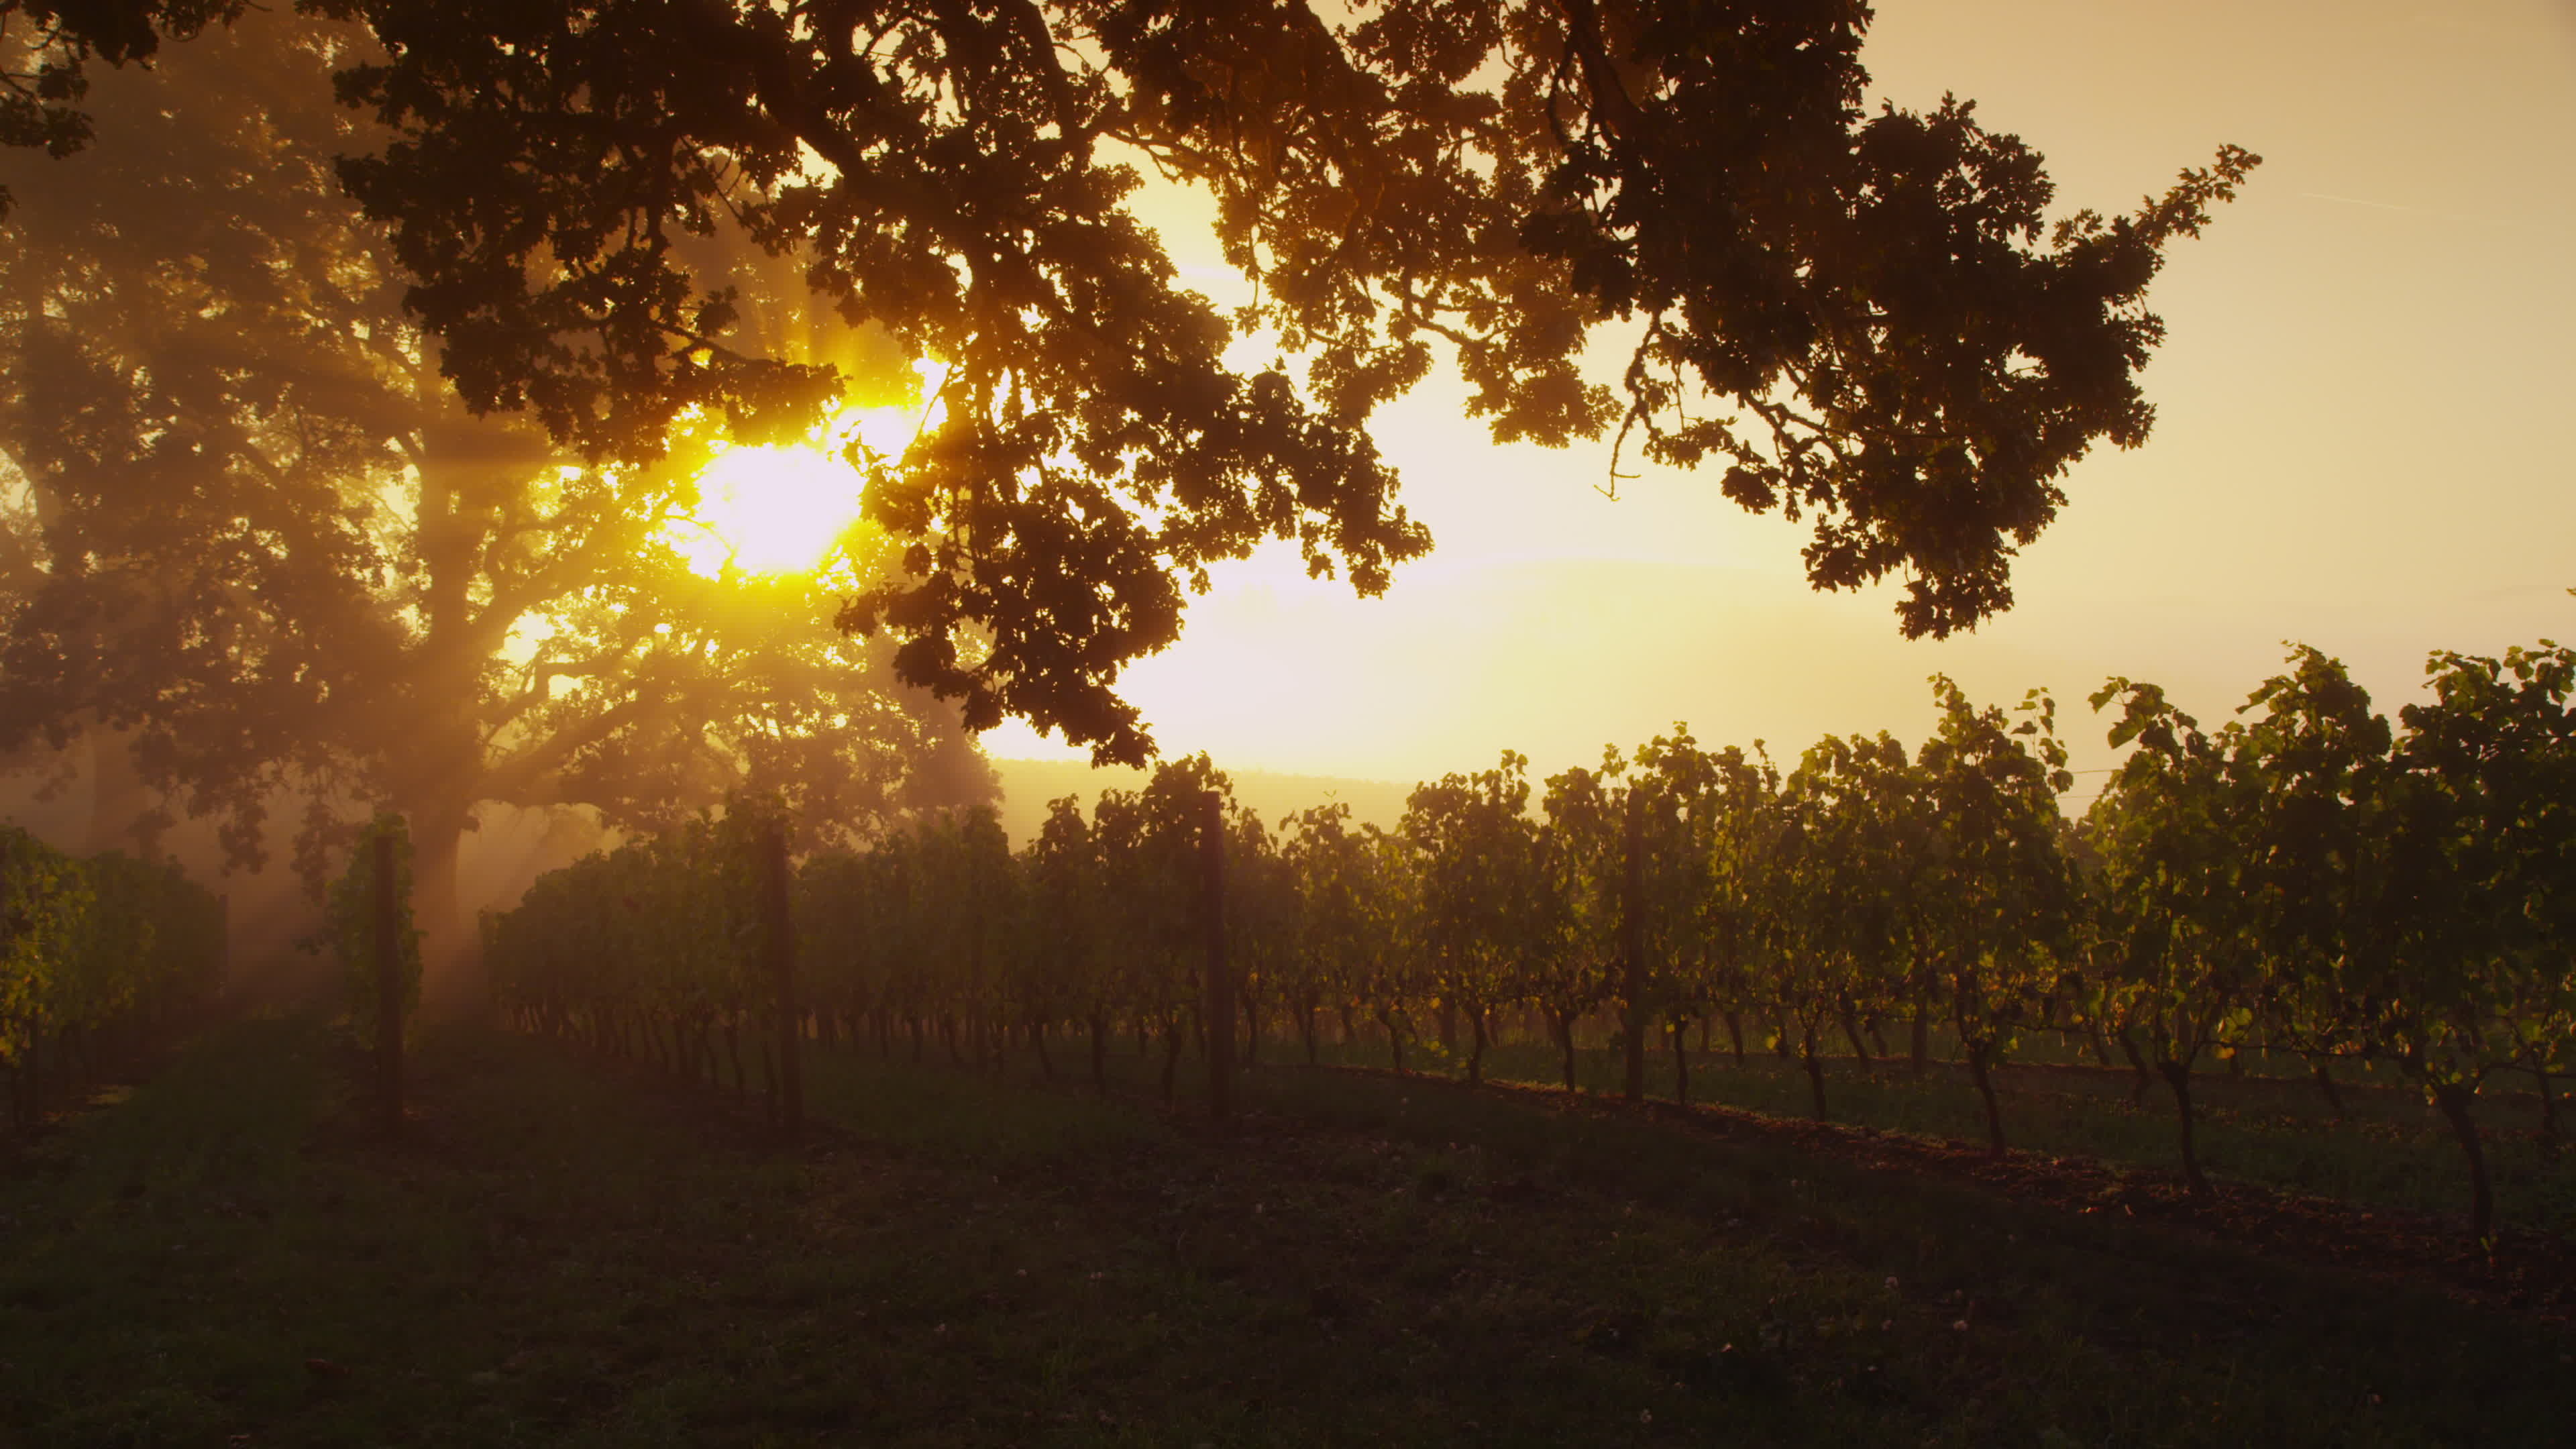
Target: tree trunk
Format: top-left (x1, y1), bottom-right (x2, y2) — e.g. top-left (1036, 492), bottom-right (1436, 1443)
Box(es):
top-left (87, 724), bottom-right (161, 859)
top-left (2116, 1028), bottom-right (2153, 1106)
top-left (370, 836), bottom-right (403, 1136)
top-left (1966, 1042), bottom-right (2006, 1157)
top-left (1379, 1008), bottom-right (1407, 1075)
top-left (1299, 1002), bottom-right (1319, 1065)
top-left (1722, 1010), bottom-right (1746, 1065)
top-left (1799, 1020), bottom-right (1828, 1122)
top-left (1466, 1006), bottom-right (1487, 1085)
top-left (1838, 1006), bottom-right (1874, 1071)
top-left (2310, 1059), bottom-right (2346, 1119)
top-left (757, 1032), bottom-right (777, 1123)
top-left (21, 1028), bottom-right (41, 1133)
top-left (403, 802), bottom-right (478, 1020)
top-left (1552, 1009), bottom-right (1577, 1091)
top-left (2530, 1051), bottom-right (2559, 1146)
top-left (1670, 1016), bottom-right (1689, 1106)
top-left (1159, 1017), bottom-right (1184, 1106)
top-left (1909, 980), bottom-right (1931, 1077)
top-left (2159, 1059), bottom-right (2210, 1199)
top-left (1620, 791), bottom-right (1646, 1104)
top-left (1199, 790), bottom-right (1230, 1125)
top-left (1032, 1018), bottom-right (1056, 1081)
top-left (2432, 1083), bottom-right (2495, 1245)
top-left (2086, 1021), bottom-right (2114, 1069)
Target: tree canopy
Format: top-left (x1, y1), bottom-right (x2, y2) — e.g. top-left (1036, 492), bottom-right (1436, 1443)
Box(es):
top-left (0, 9), bottom-right (996, 991)
top-left (5, 0), bottom-right (2256, 765)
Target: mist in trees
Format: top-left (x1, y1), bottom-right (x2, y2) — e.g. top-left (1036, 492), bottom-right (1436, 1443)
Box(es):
top-left (0, 8), bottom-right (998, 1000)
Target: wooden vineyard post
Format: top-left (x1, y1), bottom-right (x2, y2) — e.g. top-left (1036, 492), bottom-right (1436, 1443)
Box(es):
top-left (761, 820), bottom-right (804, 1138)
top-left (374, 829), bottom-right (403, 1137)
top-left (1202, 789), bottom-right (1232, 1125)
top-left (1, 833), bottom-right (22, 1135)
top-left (1621, 787), bottom-right (1646, 1105)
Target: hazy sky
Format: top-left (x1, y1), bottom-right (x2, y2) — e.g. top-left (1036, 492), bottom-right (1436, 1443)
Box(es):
top-left (979, 0), bottom-right (2576, 807)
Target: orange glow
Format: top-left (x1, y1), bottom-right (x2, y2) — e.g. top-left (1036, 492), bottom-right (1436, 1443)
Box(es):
top-left (667, 402), bottom-right (925, 578)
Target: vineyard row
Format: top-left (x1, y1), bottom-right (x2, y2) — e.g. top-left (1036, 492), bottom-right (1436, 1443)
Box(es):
top-left (478, 649), bottom-right (2576, 1243)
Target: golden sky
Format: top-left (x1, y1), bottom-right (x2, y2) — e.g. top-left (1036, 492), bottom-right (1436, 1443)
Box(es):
top-left (977, 0), bottom-right (2576, 805)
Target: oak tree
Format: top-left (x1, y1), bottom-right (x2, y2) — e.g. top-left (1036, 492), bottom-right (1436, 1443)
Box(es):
top-left (8, 1), bottom-right (2256, 763)
top-left (0, 9), bottom-right (993, 997)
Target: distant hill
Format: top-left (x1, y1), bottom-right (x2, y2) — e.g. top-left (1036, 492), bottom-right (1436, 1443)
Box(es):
top-left (987, 757), bottom-right (1413, 846)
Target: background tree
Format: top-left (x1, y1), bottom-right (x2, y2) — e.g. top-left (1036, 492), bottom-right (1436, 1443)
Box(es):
top-left (1024, 794), bottom-right (1116, 1087)
top-left (0, 9), bottom-right (994, 998)
top-left (1780, 733), bottom-right (1918, 1082)
top-left (2084, 679), bottom-right (2258, 1197)
top-left (2238, 645), bottom-right (2565, 1242)
top-left (1087, 755), bottom-right (1233, 1100)
top-left (1914, 676), bottom-right (2076, 1155)
top-left (1353, 824), bottom-right (1426, 1075)
top-left (793, 843), bottom-right (886, 1049)
top-left (1402, 751), bottom-right (1542, 1085)
top-left (1626, 729), bottom-right (1713, 1102)
top-left (1536, 764), bottom-right (1623, 1091)
top-left (907, 806), bottom-right (1018, 1068)
top-left (1279, 802), bottom-right (1367, 1065)
top-left (0, 1), bottom-right (251, 219)
top-left (2400, 645), bottom-right (2576, 1148)
top-left (1223, 808), bottom-right (1299, 1067)
top-left (1769, 740), bottom-right (1871, 1120)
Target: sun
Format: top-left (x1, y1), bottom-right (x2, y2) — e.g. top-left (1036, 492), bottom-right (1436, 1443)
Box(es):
top-left (671, 441), bottom-right (861, 578)
top-left (667, 402), bottom-right (925, 579)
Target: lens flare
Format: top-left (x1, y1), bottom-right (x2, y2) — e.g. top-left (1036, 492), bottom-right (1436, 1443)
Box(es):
top-left (667, 392), bottom-right (931, 579)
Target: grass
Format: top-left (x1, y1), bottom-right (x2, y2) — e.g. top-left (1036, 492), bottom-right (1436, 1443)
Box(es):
top-left (1, 1013), bottom-right (2570, 1446)
top-left (1269, 1027), bottom-right (2576, 1238)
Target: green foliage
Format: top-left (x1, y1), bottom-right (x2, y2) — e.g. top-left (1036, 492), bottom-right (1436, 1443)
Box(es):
top-left (2082, 680), bottom-right (2259, 1069)
top-left (1403, 751), bottom-right (1545, 1037)
top-left (1916, 678), bottom-right (2078, 1057)
top-left (0, 824), bottom-right (90, 1062)
top-left (480, 637), bottom-right (2576, 1236)
top-left (0, 824), bottom-right (223, 1073)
